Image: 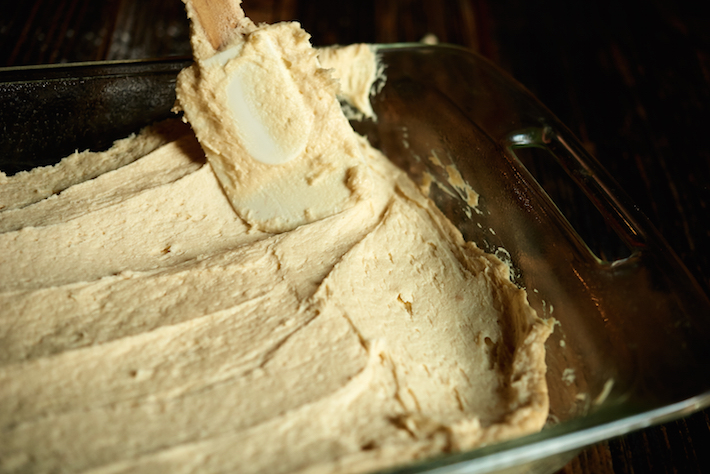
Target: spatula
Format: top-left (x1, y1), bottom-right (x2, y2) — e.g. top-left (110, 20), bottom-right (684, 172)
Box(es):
top-left (175, 0), bottom-right (369, 233)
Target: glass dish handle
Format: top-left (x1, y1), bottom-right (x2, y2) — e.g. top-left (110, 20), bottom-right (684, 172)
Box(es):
top-left (507, 124), bottom-right (710, 407)
top-left (507, 125), bottom-right (648, 252)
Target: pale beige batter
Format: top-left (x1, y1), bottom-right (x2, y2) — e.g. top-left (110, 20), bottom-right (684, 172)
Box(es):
top-left (0, 125), bottom-right (551, 474)
top-left (0, 8), bottom-right (552, 474)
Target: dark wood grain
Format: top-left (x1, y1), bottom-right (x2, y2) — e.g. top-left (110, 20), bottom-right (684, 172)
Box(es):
top-left (1, 1), bottom-right (709, 473)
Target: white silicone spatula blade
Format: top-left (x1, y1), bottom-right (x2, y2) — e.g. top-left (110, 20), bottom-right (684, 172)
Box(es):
top-left (176, 0), bottom-right (369, 233)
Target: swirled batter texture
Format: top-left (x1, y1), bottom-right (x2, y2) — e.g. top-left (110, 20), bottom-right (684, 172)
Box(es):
top-left (0, 22), bottom-right (551, 474)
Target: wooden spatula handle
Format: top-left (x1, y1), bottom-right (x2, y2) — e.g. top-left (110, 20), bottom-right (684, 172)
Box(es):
top-left (187, 0), bottom-right (244, 51)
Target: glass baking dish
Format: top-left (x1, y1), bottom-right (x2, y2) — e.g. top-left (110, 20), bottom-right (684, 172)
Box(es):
top-left (1, 44), bottom-right (709, 474)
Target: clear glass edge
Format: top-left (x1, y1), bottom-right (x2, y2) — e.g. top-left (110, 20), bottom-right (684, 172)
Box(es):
top-left (0, 56), bottom-right (193, 73)
top-left (381, 392), bottom-right (710, 474)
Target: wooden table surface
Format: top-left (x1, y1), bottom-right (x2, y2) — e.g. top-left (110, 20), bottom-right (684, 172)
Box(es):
top-left (1, 1), bottom-right (709, 473)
